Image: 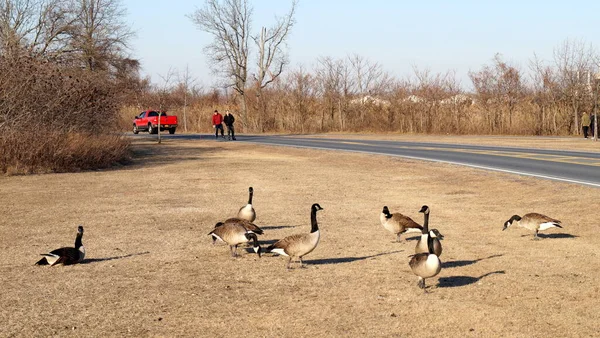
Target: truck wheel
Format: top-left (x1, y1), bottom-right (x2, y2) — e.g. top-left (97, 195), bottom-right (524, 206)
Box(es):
top-left (148, 124), bottom-right (155, 134)
top-left (133, 124), bottom-right (139, 134)
top-left (168, 128), bottom-right (176, 134)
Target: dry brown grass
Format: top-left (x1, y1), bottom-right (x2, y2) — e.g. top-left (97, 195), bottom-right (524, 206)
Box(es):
top-left (0, 130), bottom-right (131, 175)
top-left (1, 137), bottom-right (599, 337)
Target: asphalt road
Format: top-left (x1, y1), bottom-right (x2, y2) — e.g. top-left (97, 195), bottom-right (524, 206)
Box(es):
top-left (134, 133), bottom-right (600, 188)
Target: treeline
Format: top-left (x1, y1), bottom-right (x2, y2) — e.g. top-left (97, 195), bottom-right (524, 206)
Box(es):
top-left (0, 0), bottom-right (142, 174)
top-left (144, 39), bottom-right (599, 136)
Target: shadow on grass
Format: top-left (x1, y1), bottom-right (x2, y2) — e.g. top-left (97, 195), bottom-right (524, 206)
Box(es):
top-left (400, 235), bottom-right (422, 242)
top-left (537, 233), bottom-right (577, 239)
top-left (442, 254), bottom-right (503, 269)
top-left (437, 270), bottom-right (506, 288)
top-left (124, 138), bottom-right (226, 170)
top-left (304, 250), bottom-right (402, 266)
top-left (81, 251), bottom-right (150, 264)
top-left (260, 225), bottom-right (299, 230)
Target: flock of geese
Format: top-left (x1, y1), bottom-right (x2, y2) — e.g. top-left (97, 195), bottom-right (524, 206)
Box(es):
top-left (35, 186), bottom-right (565, 291)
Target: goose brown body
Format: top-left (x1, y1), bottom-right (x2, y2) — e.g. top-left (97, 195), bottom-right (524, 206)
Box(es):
top-left (209, 222), bottom-right (261, 257)
top-left (237, 187), bottom-right (256, 222)
top-left (266, 203), bottom-right (323, 269)
top-left (409, 230), bottom-right (442, 291)
top-left (380, 206), bottom-right (423, 242)
top-left (503, 213), bottom-right (563, 239)
top-left (217, 217), bottom-right (263, 235)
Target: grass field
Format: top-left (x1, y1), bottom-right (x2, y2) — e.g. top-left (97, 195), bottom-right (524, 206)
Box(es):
top-left (1, 136), bottom-right (599, 337)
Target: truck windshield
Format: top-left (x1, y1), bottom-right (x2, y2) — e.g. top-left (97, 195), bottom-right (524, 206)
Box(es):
top-left (148, 111), bottom-right (167, 117)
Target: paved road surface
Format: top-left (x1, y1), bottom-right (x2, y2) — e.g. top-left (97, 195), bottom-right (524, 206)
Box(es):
top-left (133, 134), bottom-right (600, 188)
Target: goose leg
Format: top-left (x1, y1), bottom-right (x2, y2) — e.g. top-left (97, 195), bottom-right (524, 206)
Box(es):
top-left (286, 257), bottom-right (293, 269)
top-left (299, 256), bottom-right (306, 268)
top-left (396, 233), bottom-right (402, 242)
top-left (230, 245), bottom-right (239, 257)
top-left (533, 231), bottom-right (540, 240)
top-left (417, 277), bottom-right (425, 289)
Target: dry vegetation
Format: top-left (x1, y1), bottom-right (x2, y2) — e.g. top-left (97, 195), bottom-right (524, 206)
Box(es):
top-left (0, 0), bottom-right (139, 174)
top-left (133, 40), bottom-right (600, 138)
top-left (1, 138), bottom-right (599, 337)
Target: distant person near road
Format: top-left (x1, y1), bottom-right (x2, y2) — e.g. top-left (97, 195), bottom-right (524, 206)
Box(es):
top-left (224, 111), bottom-right (236, 140)
top-left (582, 112), bottom-right (590, 139)
top-left (212, 110), bottom-right (225, 139)
top-left (590, 113), bottom-right (596, 139)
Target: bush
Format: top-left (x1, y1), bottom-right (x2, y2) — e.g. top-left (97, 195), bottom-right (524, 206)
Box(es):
top-left (0, 56), bottom-right (131, 175)
top-left (0, 129), bottom-right (130, 175)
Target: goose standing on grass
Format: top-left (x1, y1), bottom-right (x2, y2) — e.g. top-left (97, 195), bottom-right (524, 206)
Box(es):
top-left (503, 213), bottom-right (563, 239)
top-left (380, 206), bottom-right (423, 242)
top-left (266, 203), bottom-right (323, 269)
top-left (209, 222), bottom-right (262, 258)
top-left (415, 205), bottom-right (443, 256)
top-left (238, 187), bottom-right (256, 222)
top-left (409, 229), bottom-right (442, 292)
top-left (35, 225), bottom-right (85, 266)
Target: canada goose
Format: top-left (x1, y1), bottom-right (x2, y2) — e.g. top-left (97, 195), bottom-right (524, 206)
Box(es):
top-left (415, 205), bottom-right (443, 256)
top-left (237, 187), bottom-right (256, 222)
top-left (409, 229), bottom-right (442, 291)
top-left (503, 213), bottom-right (563, 239)
top-left (266, 203), bottom-right (323, 269)
top-left (209, 222), bottom-right (262, 257)
top-left (380, 206), bottom-right (423, 242)
top-left (35, 225), bottom-right (85, 266)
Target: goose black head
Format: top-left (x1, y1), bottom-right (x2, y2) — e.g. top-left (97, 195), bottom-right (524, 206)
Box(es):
top-left (419, 205), bottom-right (430, 214)
top-left (503, 215), bottom-right (521, 231)
top-left (382, 206), bottom-right (391, 215)
top-left (312, 203), bottom-right (324, 211)
top-left (249, 187), bottom-right (254, 194)
top-left (244, 232), bottom-right (262, 257)
top-left (215, 222), bottom-right (224, 228)
top-left (77, 225), bottom-right (84, 234)
top-left (253, 245), bottom-right (262, 258)
top-left (429, 229), bottom-right (444, 240)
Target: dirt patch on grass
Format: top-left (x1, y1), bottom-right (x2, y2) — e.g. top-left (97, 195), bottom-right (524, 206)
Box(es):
top-left (1, 138), bottom-right (599, 337)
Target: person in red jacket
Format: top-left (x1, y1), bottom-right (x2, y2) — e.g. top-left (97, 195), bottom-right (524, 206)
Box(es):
top-left (212, 110), bottom-right (225, 139)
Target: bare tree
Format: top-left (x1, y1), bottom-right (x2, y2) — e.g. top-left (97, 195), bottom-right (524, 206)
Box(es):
top-left (252, 0), bottom-right (296, 130)
top-left (0, 0), bottom-right (73, 58)
top-left (176, 65), bottom-right (198, 133)
top-left (552, 39), bottom-right (596, 134)
top-left (189, 0), bottom-right (251, 129)
top-left (469, 54), bottom-right (525, 133)
top-left (67, 0), bottom-right (134, 72)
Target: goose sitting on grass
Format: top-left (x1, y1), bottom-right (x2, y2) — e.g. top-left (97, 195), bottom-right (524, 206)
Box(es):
top-left (35, 225), bottom-right (85, 266)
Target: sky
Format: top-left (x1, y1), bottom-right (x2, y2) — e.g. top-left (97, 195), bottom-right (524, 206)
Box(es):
top-left (123, 0), bottom-right (600, 89)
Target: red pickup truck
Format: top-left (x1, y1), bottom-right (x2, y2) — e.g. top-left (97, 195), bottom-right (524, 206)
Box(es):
top-left (133, 110), bottom-right (178, 134)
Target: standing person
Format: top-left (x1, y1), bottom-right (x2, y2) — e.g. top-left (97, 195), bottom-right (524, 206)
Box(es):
top-left (590, 113), bottom-right (596, 139)
top-left (223, 110), bottom-right (236, 140)
top-left (212, 110), bottom-right (224, 139)
top-left (582, 111), bottom-right (590, 139)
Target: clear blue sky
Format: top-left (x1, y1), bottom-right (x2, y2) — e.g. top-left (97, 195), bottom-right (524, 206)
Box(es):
top-left (124, 0), bottom-right (600, 89)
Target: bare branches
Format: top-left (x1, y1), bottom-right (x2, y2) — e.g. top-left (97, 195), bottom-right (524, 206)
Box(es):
top-left (252, 0), bottom-right (296, 90)
top-left (189, 0), bottom-right (251, 95)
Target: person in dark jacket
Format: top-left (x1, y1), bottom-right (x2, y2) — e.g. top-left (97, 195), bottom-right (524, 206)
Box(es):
top-left (212, 110), bottom-right (224, 139)
top-left (590, 113), bottom-right (596, 139)
top-left (223, 111), bottom-right (236, 140)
